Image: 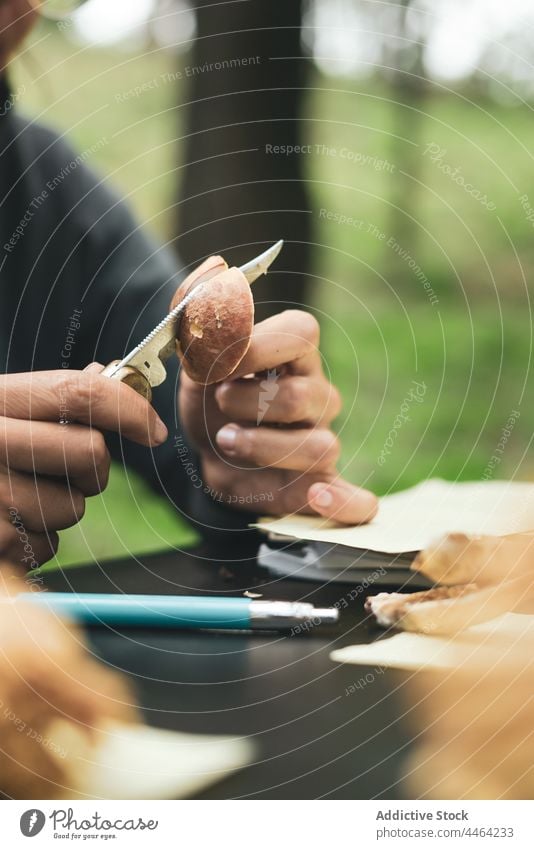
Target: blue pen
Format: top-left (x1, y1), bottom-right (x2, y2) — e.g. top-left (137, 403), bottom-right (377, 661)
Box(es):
top-left (15, 593), bottom-right (338, 631)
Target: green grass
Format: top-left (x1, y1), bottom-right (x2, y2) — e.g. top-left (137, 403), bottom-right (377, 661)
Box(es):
top-left (40, 469), bottom-right (198, 570)
top-left (11, 24), bottom-right (534, 567)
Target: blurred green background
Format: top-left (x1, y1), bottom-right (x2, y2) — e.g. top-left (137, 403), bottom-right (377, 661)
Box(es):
top-left (11, 8), bottom-right (534, 568)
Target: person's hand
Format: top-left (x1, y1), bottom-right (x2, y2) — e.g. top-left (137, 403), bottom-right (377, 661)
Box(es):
top-left (0, 565), bottom-right (137, 798)
top-left (179, 306), bottom-right (377, 524)
top-left (0, 368), bottom-right (167, 567)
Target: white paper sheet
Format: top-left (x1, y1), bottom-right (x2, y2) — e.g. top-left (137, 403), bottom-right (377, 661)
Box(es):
top-left (256, 479), bottom-right (534, 554)
top-left (49, 721), bottom-right (255, 800)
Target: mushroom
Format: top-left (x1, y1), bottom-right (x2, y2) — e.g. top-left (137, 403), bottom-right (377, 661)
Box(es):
top-left (171, 255), bottom-right (254, 385)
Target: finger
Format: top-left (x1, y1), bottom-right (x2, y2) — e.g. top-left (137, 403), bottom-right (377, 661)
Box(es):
top-left (215, 375), bottom-right (342, 426)
top-left (83, 361), bottom-right (105, 374)
top-left (3, 469), bottom-right (85, 532)
top-left (178, 372), bottom-right (227, 450)
top-left (0, 418), bottom-right (110, 496)
top-left (202, 457), bottom-right (377, 525)
top-left (307, 480), bottom-right (378, 525)
top-left (215, 424), bottom-right (340, 473)
top-left (0, 371), bottom-right (167, 447)
top-left (3, 528), bottom-right (58, 568)
top-left (232, 310), bottom-right (322, 378)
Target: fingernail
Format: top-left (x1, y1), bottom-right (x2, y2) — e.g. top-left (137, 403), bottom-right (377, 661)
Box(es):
top-left (216, 425), bottom-right (238, 454)
top-left (312, 487), bottom-right (333, 509)
top-left (214, 383), bottom-right (228, 405)
top-left (154, 419), bottom-right (168, 444)
top-left (83, 362), bottom-right (104, 373)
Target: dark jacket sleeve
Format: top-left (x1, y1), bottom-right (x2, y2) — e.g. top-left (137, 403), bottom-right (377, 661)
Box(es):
top-left (0, 109), bottom-right (257, 545)
top-left (70, 149), bottom-right (259, 543)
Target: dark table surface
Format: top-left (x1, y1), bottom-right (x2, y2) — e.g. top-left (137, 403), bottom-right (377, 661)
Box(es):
top-left (43, 543), bottom-right (413, 799)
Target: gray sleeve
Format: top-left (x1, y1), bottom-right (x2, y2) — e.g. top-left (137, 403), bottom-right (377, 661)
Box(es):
top-left (1, 113), bottom-right (258, 544)
top-left (58, 148), bottom-right (258, 544)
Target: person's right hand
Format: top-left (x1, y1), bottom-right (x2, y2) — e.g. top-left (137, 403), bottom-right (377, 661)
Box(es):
top-left (0, 368), bottom-right (168, 568)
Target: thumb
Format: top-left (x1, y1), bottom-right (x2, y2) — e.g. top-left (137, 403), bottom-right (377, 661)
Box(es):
top-left (307, 480), bottom-right (378, 525)
top-left (83, 361), bottom-right (105, 374)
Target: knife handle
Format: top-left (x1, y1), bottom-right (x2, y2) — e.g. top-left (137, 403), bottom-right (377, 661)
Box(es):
top-left (101, 360), bottom-right (153, 402)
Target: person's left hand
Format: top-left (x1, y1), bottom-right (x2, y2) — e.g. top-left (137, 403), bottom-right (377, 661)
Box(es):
top-left (179, 308), bottom-right (377, 524)
top-left (0, 564), bottom-right (137, 798)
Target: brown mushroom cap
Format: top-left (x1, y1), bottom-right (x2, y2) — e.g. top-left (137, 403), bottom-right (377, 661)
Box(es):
top-left (171, 255), bottom-right (254, 384)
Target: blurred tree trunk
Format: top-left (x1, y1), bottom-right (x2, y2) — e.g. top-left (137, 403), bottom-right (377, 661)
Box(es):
top-left (175, 0), bottom-right (312, 322)
top-left (384, 0), bottom-right (427, 289)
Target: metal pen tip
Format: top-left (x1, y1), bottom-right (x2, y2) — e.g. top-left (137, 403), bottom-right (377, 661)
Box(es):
top-left (248, 600), bottom-right (339, 629)
top-left (311, 608), bottom-right (340, 625)
top-left (239, 239), bottom-right (284, 284)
